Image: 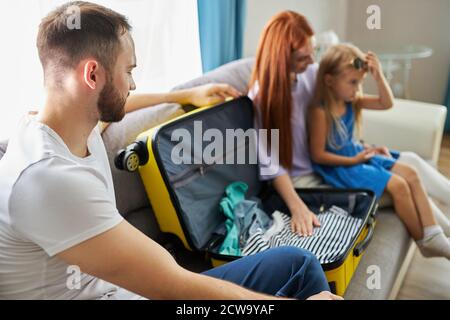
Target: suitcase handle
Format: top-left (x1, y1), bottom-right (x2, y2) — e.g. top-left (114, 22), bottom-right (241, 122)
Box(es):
top-left (353, 217), bottom-right (375, 257)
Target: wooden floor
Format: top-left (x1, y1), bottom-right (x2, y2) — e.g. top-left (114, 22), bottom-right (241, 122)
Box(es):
top-left (396, 135), bottom-right (450, 300)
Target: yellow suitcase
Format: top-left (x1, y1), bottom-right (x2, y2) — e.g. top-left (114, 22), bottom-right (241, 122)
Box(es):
top-left (115, 97), bottom-right (378, 296)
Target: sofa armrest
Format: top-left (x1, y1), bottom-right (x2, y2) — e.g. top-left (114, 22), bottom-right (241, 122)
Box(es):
top-left (362, 99), bottom-right (447, 165)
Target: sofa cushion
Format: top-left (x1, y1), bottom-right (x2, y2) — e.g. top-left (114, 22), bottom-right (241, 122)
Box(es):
top-left (101, 103), bottom-right (185, 216)
top-left (362, 100), bottom-right (447, 165)
top-left (172, 58), bottom-right (255, 94)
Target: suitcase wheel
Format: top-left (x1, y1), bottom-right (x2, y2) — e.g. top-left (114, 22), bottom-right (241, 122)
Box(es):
top-left (114, 140), bottom-right (149, 172)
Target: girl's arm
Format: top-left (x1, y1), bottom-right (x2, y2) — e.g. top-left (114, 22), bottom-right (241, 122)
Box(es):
top-left (356, 52), bottom-right (394, 110)
top-left (309, 107), bottom-right (374, 166)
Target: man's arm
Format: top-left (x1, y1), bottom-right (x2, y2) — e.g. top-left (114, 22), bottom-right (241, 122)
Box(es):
top-left (57, 220), bottom-right (277, 300)
top-left (124, 83), bottom-right (242, 114)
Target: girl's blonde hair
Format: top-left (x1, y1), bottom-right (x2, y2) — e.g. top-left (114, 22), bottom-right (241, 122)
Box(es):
top-left (312, 43), bottom-right (366, 149)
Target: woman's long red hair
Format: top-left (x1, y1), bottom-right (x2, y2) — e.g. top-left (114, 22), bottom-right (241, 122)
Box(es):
top-left (249, 11), bottom-right (314, 170)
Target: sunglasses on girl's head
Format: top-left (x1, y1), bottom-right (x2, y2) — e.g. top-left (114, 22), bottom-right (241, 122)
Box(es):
top-left (352, 57), bottom-right (368, 71)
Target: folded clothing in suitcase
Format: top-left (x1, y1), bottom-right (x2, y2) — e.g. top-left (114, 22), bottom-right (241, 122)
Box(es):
top-left (242, 209), bottom-right (364, 265)
top-left (217, 181), bottom-right (365, 266)
top-left (116, 97), bottom-right (378, 296)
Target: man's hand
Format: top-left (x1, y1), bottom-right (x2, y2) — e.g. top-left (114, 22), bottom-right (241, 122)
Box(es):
top-left (290, 205), bottom-right (321, 237)
top-left (187, 83), bottom-right (242, 107)
top-left (307, 291), bottom-right (344, 300)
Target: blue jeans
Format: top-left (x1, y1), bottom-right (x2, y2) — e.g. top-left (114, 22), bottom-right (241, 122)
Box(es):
top-left (202, 246), bottom-right (330, 300)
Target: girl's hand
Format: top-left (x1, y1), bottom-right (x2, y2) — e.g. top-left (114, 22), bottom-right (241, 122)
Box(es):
top-left (363, 144), bottom-right (392, 158)
top-left (353, 149), bottom-right (376, 164)
top-left (365, 52), bottom-right (383, 81)
top-left (362, 142), bottom-right (372, 150)
top-left (374, 146), bottom-right (392, 158)
top-left (290, 205), bottom-right (321, 237)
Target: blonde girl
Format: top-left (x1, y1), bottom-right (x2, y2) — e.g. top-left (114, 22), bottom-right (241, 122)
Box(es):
top-left (309, 44), bottom-right (450, 259)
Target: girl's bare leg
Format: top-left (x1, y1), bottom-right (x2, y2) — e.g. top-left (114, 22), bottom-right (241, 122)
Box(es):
top-left (390, 163), bottom-right (450, 259)
top-left (386, 173), bottom-right (423, 240)
top-left (391, 162), bottom-right (437, 228)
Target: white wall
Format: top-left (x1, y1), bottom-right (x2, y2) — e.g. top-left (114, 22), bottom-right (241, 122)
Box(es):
top-left (244, 0), bottom-right (348, 57)
top-left (346, 0), bottom-right (450, 104)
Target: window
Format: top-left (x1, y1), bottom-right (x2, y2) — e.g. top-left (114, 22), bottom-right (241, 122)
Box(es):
top-left (0, 0), bottom-right (202, 140)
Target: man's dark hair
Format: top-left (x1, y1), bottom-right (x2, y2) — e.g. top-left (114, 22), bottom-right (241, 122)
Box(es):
top-left (37, 1), bottom-right (132, 82)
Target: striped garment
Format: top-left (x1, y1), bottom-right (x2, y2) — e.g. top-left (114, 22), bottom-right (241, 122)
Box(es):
top-left (242, 207), bottom-right (363, 264)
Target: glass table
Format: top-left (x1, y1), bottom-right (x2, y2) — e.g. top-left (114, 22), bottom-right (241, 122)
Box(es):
top-left (359, 45), bottom-right (433, 99)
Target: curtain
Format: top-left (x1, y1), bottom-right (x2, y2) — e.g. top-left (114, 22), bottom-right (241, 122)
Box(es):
top-left (197, 0), bottom-right (247, 73)
top-left (0, 0), bottom-right (202, 140)
top-left (445, 68), bottom-right (450, 133)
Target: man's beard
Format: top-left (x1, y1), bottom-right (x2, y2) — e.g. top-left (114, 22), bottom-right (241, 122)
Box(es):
top-left (97, 77), bottom-right (128, 123)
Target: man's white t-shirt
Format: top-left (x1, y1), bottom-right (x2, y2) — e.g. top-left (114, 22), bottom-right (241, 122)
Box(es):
top-left (0, 115), bottom-right (142, 299)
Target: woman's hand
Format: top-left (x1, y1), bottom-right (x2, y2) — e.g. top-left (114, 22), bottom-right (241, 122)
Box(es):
top-left (290, 205), bottom-right (321, 237)
top-left (365, 52), bottom-right (383, 81)
top-left (187, 83), bottom-right (242, 107)
top-left (353, 148), bottom-right (376, 164)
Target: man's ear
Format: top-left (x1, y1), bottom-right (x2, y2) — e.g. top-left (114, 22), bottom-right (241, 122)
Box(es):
top-left (83, 61), bottom-right (100, 90)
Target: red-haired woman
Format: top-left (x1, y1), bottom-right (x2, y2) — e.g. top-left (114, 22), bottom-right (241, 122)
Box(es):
top-left (249, 11), bottom-right (320, 237)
